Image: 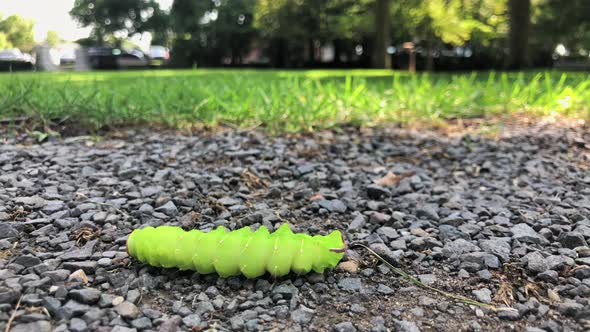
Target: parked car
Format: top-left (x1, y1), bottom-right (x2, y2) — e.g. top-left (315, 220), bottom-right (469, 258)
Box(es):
top-left (149, 45), bottom-right (170, 67)
top-left (87, 47), bottom-right (118, 69)
top-left (0, 48), bottom-right (35, 71)
top-left (552, 43), bottom-right (590, 70)
top-left (117, 49), bottom-right (150, 69)
top-left (87, 47), bottom-right (149, 70)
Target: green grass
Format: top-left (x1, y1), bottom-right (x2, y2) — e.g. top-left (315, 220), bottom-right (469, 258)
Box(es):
top-left (1, 69), bottom-right (589, 133)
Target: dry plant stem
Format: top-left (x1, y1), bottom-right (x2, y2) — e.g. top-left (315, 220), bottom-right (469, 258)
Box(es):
top-left (4, 295), bottom-right (22, 332)
top-left (351, 242), bottom-right (516, 312)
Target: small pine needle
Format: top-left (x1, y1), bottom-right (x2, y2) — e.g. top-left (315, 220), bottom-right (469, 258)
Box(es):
top-left (351, 242), bottom-right (516, 312)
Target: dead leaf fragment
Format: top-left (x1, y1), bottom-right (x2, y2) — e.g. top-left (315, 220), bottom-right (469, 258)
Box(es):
top-left (494, 280), bottom-right (514, 306)
top-left (71, 227), bottom-right (99, 245)
top-left (68, 269), bottom-right (89, 284)
top-left (337, 261), bottom-right (359, 274)
top-left (0, 242), bottom-right (17, 259)
top-left (309, 193), bottom-right (324, 201)
top-left (524, 281), bottom-right (541, 299)
top-left (374, 171), bottom-right (417, 187)
top-left (241, 168), bottom-right (270, 189)
top-left (547, 288), bottom-right (561, 303)
top-left (374, 172), bottom-right (401, 186)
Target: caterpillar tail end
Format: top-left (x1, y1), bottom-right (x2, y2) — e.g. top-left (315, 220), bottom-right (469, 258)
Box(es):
top-left (126, 229), bottom-right (138, 257)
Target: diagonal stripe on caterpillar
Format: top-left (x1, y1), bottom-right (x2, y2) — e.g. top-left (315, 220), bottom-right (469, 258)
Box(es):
top-left (126, 223), bottom-right (346, 278)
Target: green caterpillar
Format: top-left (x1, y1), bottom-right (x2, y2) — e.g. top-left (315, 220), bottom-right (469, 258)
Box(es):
top-left (126, 224), bottom-right (346, 278)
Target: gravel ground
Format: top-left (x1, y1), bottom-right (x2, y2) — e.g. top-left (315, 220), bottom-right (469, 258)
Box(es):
top-left (1, 120), bottom-right (590, 332)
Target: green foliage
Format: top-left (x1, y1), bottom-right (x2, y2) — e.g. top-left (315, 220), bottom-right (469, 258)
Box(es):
top-left (0, 69), bottom-right (588, 132)
top-left (255, 0), bottom-right (316, 41)
top-left (62, 0), bottom-right (589, 69)
top-left (30, 130), bottom-right (49, 143)
top-left (61, 0), bottom-right (590, 68)
top-left (253, 0), bottom-right (374, 66)
top-left (0, 32), bottom-right (11, 49)
top-left (45, 30), bottom-right (61, 47)
top-left (250, 0), bottom-right (510, 67)
top-left (465, 0), bottom-right (508, 43)
top-left (0, 14), bottom-right (35, 51)
top-left (393, 0), bottom-right (497, 46)
top-left (171, 0), bottom-right (257, 66)
top-left (534, 0), bottom-right (590, 52)
top-left (254, 0), bottom-right (372, 44)
top-left (426, 0), bottom-right (491, 45)
top-left (251, 0), bottom-right (507, 51)
top-left (69, 0), bottom-right (167, 44)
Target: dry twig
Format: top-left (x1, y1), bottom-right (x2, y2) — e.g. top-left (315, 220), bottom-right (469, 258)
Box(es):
top-left (351, 242), bottom-right (516, 312)
top-left (4, 295), bottom-right (22, 332)
top-left (241, 168), bottom-right (270, 190)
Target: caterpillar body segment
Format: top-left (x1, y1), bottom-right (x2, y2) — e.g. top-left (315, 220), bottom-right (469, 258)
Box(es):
top-left (126, 224), bottom-right (346, 278)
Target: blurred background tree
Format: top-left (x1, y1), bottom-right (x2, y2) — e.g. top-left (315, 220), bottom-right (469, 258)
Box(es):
top-left (45, 30), bottom-right (61, 47)
top-left (373, 0), bottom-right (391, 68)
top-left (507, 0), bottom-right (531, 69)
top-left (70, 0), bottom-right (167, 46)
top-left (0, 32), bottom-right (11, 49)
top-left (56, 0), bottom-right (590, 69)
top-left (254, 0), bottom-right (373, 67)
top-left (533, 0), bottom-right (590, 62)
top-left (0, 14), bottom-right (35, 51)
top-left (171, 0), bottom-right (257, 67)
top-left (388, 0), bottom-right (495, 70)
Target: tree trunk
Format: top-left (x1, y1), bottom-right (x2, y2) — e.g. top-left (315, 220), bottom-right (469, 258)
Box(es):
top-left (271, 38), bottom-right (288, 68)
top-left (508, 0), bottom-right (531, 69)
top-left (308, 38), bottom-right (315, 64)
top-left (372, 0), bottom-right (391, 69)
top-left (95, 29), bottom-right (104, 46)
top-left (334, 39), bottom-right (344, 64)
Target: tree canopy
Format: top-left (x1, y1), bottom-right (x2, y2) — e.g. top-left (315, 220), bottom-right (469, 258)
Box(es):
top-left (534, 0), bottom-right (590, 53)
top-left (70, 0), bottom-right (167, 44)
top-left (0, 32), bottom-right (11, 49)
top-left (0, 14), bottom-right (35, 51)
top-left (170, 0), bottom-right (257, 66)
top-left (45, 30), bottom-right (61, 47)
top-left (63, 0), bottom-right (590, 69)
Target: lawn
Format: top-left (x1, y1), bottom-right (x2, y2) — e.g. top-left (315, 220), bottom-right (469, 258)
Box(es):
top-left (1, 69), bottom-right (589, 133)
